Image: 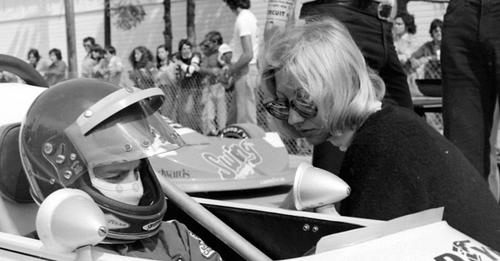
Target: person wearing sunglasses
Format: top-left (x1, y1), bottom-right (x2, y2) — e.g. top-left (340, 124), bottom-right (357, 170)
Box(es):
top-left (299, 0), bottom-right (413, 185)
top-left (261, 17), bottom-right (500, 250)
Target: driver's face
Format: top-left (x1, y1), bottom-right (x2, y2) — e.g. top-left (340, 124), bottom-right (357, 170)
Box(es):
top-left (93, 160), bottom-right (140, 184)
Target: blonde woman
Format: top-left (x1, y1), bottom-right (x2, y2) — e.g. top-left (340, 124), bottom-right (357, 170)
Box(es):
top-left (261, 18), bottom-right (500, 249)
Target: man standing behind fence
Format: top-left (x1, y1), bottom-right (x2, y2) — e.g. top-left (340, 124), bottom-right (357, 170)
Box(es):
top-left (199, 32), bottom-right (229, 136)
top-left (81, 36), bottom-right (97, 78)
top-left (223, 0), bottom-right (259, 125)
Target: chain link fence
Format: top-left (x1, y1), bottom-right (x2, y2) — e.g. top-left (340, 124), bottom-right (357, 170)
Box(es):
top-left (124, 70), bottom-right (313, 156)
top-left (413, 52), bottom-right (443, 134)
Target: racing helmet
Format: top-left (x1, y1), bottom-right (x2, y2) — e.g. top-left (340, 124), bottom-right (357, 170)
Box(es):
top-left (19, 79), bottom-right (184, 242)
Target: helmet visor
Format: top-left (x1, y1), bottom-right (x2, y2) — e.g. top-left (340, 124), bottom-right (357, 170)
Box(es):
top-left (66, 100), bottom-right (184, 169)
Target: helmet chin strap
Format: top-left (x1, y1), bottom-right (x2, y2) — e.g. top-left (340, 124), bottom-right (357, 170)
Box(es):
top-left (88, 168), bottom-right (144, 206)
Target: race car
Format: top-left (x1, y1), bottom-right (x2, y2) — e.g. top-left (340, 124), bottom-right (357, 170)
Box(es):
top-left (0, 54), bottom-right (296, 194)
top-left (0, 54), bottom-right (496, 260)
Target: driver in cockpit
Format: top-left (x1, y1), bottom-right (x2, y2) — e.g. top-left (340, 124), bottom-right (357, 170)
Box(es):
top-left (20, 78), bottom-right (222, 260)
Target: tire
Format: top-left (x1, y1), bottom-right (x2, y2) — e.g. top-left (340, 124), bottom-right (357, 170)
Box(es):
top-left (220, 123), bottom-right (266, 139)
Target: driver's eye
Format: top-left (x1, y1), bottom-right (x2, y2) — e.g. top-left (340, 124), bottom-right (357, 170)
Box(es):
top-left (101, 171), bottom-right (129, 183)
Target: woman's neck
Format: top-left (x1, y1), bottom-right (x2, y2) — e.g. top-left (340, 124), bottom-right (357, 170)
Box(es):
top-left (328, 129), bottom-right (356, 152)
top-left (328, 101), bottom-right (382, 151)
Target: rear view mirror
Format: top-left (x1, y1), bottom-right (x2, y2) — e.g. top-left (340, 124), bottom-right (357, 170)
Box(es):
top-left (36, 188), bottom-right (107, 253)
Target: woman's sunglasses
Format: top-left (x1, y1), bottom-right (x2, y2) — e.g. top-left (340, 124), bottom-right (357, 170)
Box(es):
top-left (264, 89), bottom-right (318, 121)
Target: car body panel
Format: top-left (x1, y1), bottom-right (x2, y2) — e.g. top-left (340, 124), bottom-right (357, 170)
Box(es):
top-left (151, 127), bottom-right (294, 192)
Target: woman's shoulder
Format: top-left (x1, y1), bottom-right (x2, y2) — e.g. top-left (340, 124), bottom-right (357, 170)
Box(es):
top-left (360, 106), bottom-right (419, 132)
top-left (351, 105), bottom-right (454, 162)
top-left (351, 106), bottom-right (436, 148)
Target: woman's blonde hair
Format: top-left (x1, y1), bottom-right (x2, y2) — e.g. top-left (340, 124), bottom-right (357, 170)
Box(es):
top-left (260, 17), bottom-right (385, 134)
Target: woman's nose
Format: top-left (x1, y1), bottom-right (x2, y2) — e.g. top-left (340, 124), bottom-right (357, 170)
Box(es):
top-left (288, 108), bottom-right (305, 125)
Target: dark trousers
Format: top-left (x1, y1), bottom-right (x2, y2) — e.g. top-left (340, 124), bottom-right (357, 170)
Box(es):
top-left (442, 0), bottom-right (500, 179)
top-left (300, 3), bottom-right (413, 173)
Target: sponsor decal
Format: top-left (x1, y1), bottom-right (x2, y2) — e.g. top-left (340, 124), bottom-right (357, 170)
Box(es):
top-left (266, 0), bottom-right (295, 26)
top-left (202, 139), bottom-right (263, 179)
top-left (189, 231), bottom-right (216, 259)
top-left (105, 214), bottom-right (130, 229)
top-left (221, 126), bottom-right (248, 138)
top-left (142, 219), bottom-right (162, 231)
top-left (158, 168), bottom-right (191, 179)
top-left (434, 240), bottom-right (500, 261)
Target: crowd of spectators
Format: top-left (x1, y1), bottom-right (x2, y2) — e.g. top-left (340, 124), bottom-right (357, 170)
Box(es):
top-left (1, 47), bottom-right (67, 85)
top-left (392, 12), bottom-right (443, 133)
top-left (393, 13), bottom-right (442, 95)
top-left (67, 31), bottom-right (241, 135)
top-left (14, 28), bottom-right (241, 136)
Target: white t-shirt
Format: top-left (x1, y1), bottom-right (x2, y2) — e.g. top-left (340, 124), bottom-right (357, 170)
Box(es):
top-left (230, 9), bottom-right (258, 65)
